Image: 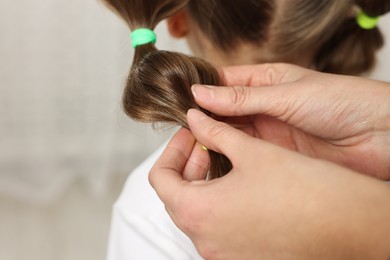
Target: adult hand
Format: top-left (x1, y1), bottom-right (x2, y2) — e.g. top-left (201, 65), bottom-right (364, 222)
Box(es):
top-left (149, 109), bottom-right (390, 260)
top-left (192, 63), bottom-right (390, 179)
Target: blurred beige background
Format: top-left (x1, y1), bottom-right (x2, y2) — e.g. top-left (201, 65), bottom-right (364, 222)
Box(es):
top-left (0, 1), bottom-right (389, 260)
top-left (0, 0), bottom-right (188, 259)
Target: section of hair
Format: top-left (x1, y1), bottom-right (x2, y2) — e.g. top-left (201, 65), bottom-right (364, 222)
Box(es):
top-left (184, 0), bottom-right (388, 75)
top-left (271, 1), bottom-right (351, 67)
top-left (317, 0), bottom-right (390, 75)
top-left (104, 0), bottom-right (232, 179)
top-left (271, 0), bottom-right (389, 75)
top-left (356, 0), bottom-right (390, 15)
top-left (125, 47), bottom-right (217, 126)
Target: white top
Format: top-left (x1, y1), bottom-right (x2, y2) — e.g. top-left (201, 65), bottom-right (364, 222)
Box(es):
top-left (106, 141), bottom-right (204, 260)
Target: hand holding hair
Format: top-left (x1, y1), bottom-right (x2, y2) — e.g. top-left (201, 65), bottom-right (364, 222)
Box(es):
top-left (192, 63), bottom-right (390, 179)
top-left (149, 109), bottom-right (390, 260)
top-left (103, 0), bottom-right (390, 180)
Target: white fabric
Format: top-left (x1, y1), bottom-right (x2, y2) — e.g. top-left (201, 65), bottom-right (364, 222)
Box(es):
top-left (107, 140), bottom-right (204, 260)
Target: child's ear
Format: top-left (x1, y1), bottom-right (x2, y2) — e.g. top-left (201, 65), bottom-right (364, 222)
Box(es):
top-left (167, 10), bottom-right (189, 38)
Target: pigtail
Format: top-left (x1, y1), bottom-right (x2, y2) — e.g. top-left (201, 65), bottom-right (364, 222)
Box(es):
top-left (103, 0), bottom-right (232, 179)
top-left (315, 0), bottom-right (390, 75)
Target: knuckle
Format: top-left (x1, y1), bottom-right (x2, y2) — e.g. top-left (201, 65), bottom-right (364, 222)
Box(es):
top-left (263, 63), bottom-right (277, 85)
top-left (261, 63), bottom-right (288, 85)
top-left (230, 85), bottom-right (251, 114)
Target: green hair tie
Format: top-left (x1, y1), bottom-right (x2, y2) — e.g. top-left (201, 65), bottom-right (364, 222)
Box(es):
top-left (356, 10), bottom-right (379, 30)
top-left (131, 28), bottom-right (157, 48)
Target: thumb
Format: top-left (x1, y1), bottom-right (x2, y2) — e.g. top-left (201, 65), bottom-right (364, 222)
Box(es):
top-left (187, 109), bottom-right (264, 164)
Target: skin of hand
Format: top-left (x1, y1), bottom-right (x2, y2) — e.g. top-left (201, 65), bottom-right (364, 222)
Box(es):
top-left (149, 109), bottom-right (390, 260)
top-left (190, 63), bottom-right (390, 179)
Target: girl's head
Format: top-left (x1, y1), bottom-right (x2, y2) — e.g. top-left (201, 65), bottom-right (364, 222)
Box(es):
top-left (167, 0), bottom-right (389, 73)
top-left (103, 0), bottom-right (389, 178)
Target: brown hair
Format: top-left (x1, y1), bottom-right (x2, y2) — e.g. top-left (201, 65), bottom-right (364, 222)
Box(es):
top-left (185, 0), bottom-right (390, 75)
top-left (103, 0), bottom-right (389, 178)
top-left (103, 0), bottom-right (233, 178)
top-left (313, 0), bottom-right (390, 74)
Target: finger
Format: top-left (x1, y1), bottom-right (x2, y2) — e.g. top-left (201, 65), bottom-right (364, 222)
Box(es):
top-left (187, 109), bottom-right (260, 163)
top-left (182, 141), bottom-right (210, 181)
top-left (219, 63), bottom-right (304, 87)
top-left (192, 83), bottom-right (294, 118)
top-left (149, 128), bottom-right (195, 207)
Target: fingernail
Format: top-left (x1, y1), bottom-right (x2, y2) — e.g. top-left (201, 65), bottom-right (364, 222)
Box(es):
top-left (187, 108), bottom-right (207, 124)
top-left (191, 84), bottom-right (214, 101)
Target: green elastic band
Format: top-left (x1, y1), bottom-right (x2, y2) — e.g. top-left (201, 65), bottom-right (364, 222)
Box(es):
top-left (356, 11), bottom-right (379, 30)
top-left (131, 28), bottom-right (157, 48)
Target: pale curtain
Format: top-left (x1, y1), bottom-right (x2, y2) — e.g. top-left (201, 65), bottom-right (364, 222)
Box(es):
top-left (0, 0), bottom-right (189, 204)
